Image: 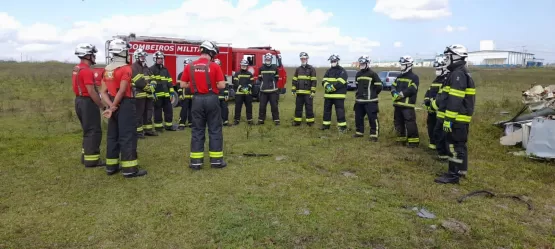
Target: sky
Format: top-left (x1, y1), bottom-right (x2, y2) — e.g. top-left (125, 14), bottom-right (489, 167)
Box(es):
top-left (1, 0), bottom-right (554, 66)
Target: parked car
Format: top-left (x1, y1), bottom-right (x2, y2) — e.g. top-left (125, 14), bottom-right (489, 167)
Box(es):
top-left (346, 69), bottom-right (358, 91)
top-left (378, 71), bottom-right (401, 90)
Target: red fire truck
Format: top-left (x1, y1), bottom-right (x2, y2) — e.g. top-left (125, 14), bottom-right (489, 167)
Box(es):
top-left (92, 34), bottom-right (287, 101)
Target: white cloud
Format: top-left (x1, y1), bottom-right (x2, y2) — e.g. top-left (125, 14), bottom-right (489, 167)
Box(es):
top-left (394, 41), bottom-right (402, 48)
top-left (445, 25), bottom-right (467, 32)
top-left (0, 0), bottom-right (380, 65)
top-left (373, 0), bottom-right (451, 20)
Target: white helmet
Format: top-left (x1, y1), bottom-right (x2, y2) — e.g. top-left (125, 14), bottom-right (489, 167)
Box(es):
top-left (399, 55), bottom-right (414, 73)
top-left (133, 48), bottom-right (147, 62)
top-left (108, 38), bottom-right (130, 56)
top-left (200, 40), bottom-right (219, 58)
top-left (328, 54), bottom-right (340, 62)
top-left (433, 55), bottom-right (448, 76)
top-left (358, 55), bottom-right (371, 69)
top-left (153, 51), bottom-right (164, 63)
top-left (264, 53), bottom-right (273, 65)
top-left (184, 58), bottom-right (193, 65)
top-left (299, 52), bottom-right (309, 59)
top-left (75, 43), bottom-right (98, 58)
top-left (444, 44), bottom-right (468, 65)
top-left (240, 59), bottom-right (249, 66)
top-left (214, 58), bottom-right (221, 65)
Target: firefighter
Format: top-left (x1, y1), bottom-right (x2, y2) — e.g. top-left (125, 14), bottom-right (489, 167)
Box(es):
top-left (99, 38), bottom-right (147, 178)
top-left (180, 41), bottom-right (227, 170)
top-left (424, 56), bottom-right (448, 150)
top-left (73, 43), bottom-right (105, 168)
top-left (176, 58), bottom-right (194, 130)
top-left (434, 44), bottom-right (475, 184)
top-left (291, 52), bottom-right (317, 126)
top-left (233, 59), bottom-right (255, 125)
top-left (132, 48), bottom-right (158, 138)
top-left (353, 55), bottom-right (383, 141)
top-left (320, 54), bottom-right (348, 132)
top-left (391, 55), bottom-right (420, 147)
top-left (257, 53), bottom-right (280, 125)
top-left (150, 51), bottom-right (177, 131)
top-left (214, 58), bottom-right (231, 126)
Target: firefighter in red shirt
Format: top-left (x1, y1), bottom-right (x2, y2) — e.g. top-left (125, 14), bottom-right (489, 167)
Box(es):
top-left (100, 38), bottom-right (147, 178)
top-left (180, 41), bottom-right (227, 170)
top-left (73, 43), bottom-right (105, 168)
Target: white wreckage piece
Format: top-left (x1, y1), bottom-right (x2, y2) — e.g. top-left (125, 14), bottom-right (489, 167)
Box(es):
top-left (499, 85), bottom-right (555, 159)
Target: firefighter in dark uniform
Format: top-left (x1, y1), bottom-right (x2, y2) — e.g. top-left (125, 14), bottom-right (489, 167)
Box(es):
top-left (180, 41), bottom-right (227, 170)
top-left (100, 38), bottom-right (147, 178)
top-left (233, 59), bottom-right (255, 125)
top-left (424, 56), bottom-right (448, 150)
top-left (353, 55), bottom-right (382, 141)
top-left (391, 55), bottom-right (420, 147)
top-left (132, 48), bottom-right (157, 138)
top-left (435, 44), bottom-right (475, 184)
top-left (432, 67), bottom-right (452, 161)
top-left (150, 51), bottom-right (177, 131)
top-left (257, 53), bottom-right (280, 125)
top-left (214, 59), bottom-right (231, 126)
top-left (177, 58), bottom-right (194, 130)
top-left (291, 52), bottom-right (317, 126)
top-left (73, 43), bottom-right (105, 168)
top-left (320, 54), bottom-right (348, 132)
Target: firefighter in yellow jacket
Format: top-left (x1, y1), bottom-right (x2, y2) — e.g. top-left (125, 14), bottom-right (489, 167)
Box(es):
top-left (292, 52), bottom-right (317, 126)
top-left (391, 55), bottom-right (420, 147)
top-left (150, 51), bottom-right (177, 131)
top-left (434, 44), bottom-right (476, 184)
top-left (132, 48), bottom-right (157, 138)
top-left (177, 58), bottom-right (194, 130)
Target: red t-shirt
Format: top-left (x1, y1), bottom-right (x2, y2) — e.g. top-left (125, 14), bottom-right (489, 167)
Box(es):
top-left (180, 58), bottom-right (224, 94)
top-left (103, 65), bottom-right (133, 97)
top-left (72, 63), bottom-right (95, 97)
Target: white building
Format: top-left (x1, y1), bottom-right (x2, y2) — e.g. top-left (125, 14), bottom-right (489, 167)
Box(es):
top-left (467, 50), bottom-right (535, 67)
top-left (466, 40), bottom-right (535, 67)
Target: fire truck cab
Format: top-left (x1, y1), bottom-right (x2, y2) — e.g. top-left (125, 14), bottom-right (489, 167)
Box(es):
top-left (93, 34), bottom-right (287, 101)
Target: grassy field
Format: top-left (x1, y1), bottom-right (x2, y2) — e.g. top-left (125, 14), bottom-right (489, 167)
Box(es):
top-left (1, 61), bottom-right (554, 249)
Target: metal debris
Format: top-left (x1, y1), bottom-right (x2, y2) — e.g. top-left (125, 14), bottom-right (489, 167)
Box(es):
top-left (457, 190), bottom-right (533, 210)
top-left (417, 208), bottom-right (437, 219)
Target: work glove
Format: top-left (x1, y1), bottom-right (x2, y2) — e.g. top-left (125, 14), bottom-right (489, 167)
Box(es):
top-left (310, 92), bottom-right (315, 98)
top-left (392, 91), bottom-right (404, 101)
top-left (148, 81), bottom-right (156, 93)
top-left (169, 91), bottom-right (177, 103)
top-left (443, 120), bottom-right (453, 133)
top-left (179, 93), bottom-right (185, 100)
top-left (325, 84), bottom-right (336, 93)
top-left (424, 99), bottom-right (431, 107)
top-left (292, 90), bottom-right (296, 96)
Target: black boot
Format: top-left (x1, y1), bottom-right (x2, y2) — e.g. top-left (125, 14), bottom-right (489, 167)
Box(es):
top-left (165, 125), bottom-right (177, 131)
top-left (320, 125), bottom-right (330, 130)
top-left (105, 165), bottom-right (121, 176)
top-left (339, 126), bottom-right (347, 133)
top-left (274, 121), bottom-right (280, 126)
top-left (407, 143), bottom-right (418, 148)
top-left (307, 122), bottom-right (314, 127)
top-left (177, 125), bottom-right (185, 131)
top-left (292, 121), bottom-right (301, 126)
top-left (190, 158), bottom-right (203, 170)
top-left (210, 158), bottom-right (227, 169)
top-left (233, 120), bottom-right (240, 125)
top-left (122, 167), bottom-right (148, 178)
top-left (352, 133), bottom-right (363, 138)
top-left (257, 120), bottom-right (265, 125)
top-left (434, 172), bottom-right (460, 184)
top-left (137, 132), bottom-right (145, 139)
top-left (85, 159), bottom-right (106, 168)
top-left (247, 120), bottom-right (254, 125)
top-left (369, 136), bottom-right (378, 142)
top-left (144, 130), bottom-right (158, 136)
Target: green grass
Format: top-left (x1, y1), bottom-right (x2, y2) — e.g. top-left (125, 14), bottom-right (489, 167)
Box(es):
top-left (1, 61), bottom-right (555, 248)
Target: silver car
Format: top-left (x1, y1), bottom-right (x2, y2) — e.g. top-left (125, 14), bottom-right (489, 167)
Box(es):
top-left (378, 71), bottom-right (401, 91)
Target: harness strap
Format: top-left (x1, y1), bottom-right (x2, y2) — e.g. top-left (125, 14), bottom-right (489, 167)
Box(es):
top-left (190, 63), bottom-right (214, 94)
top-left (73, 66), bottom-right (84, 96)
